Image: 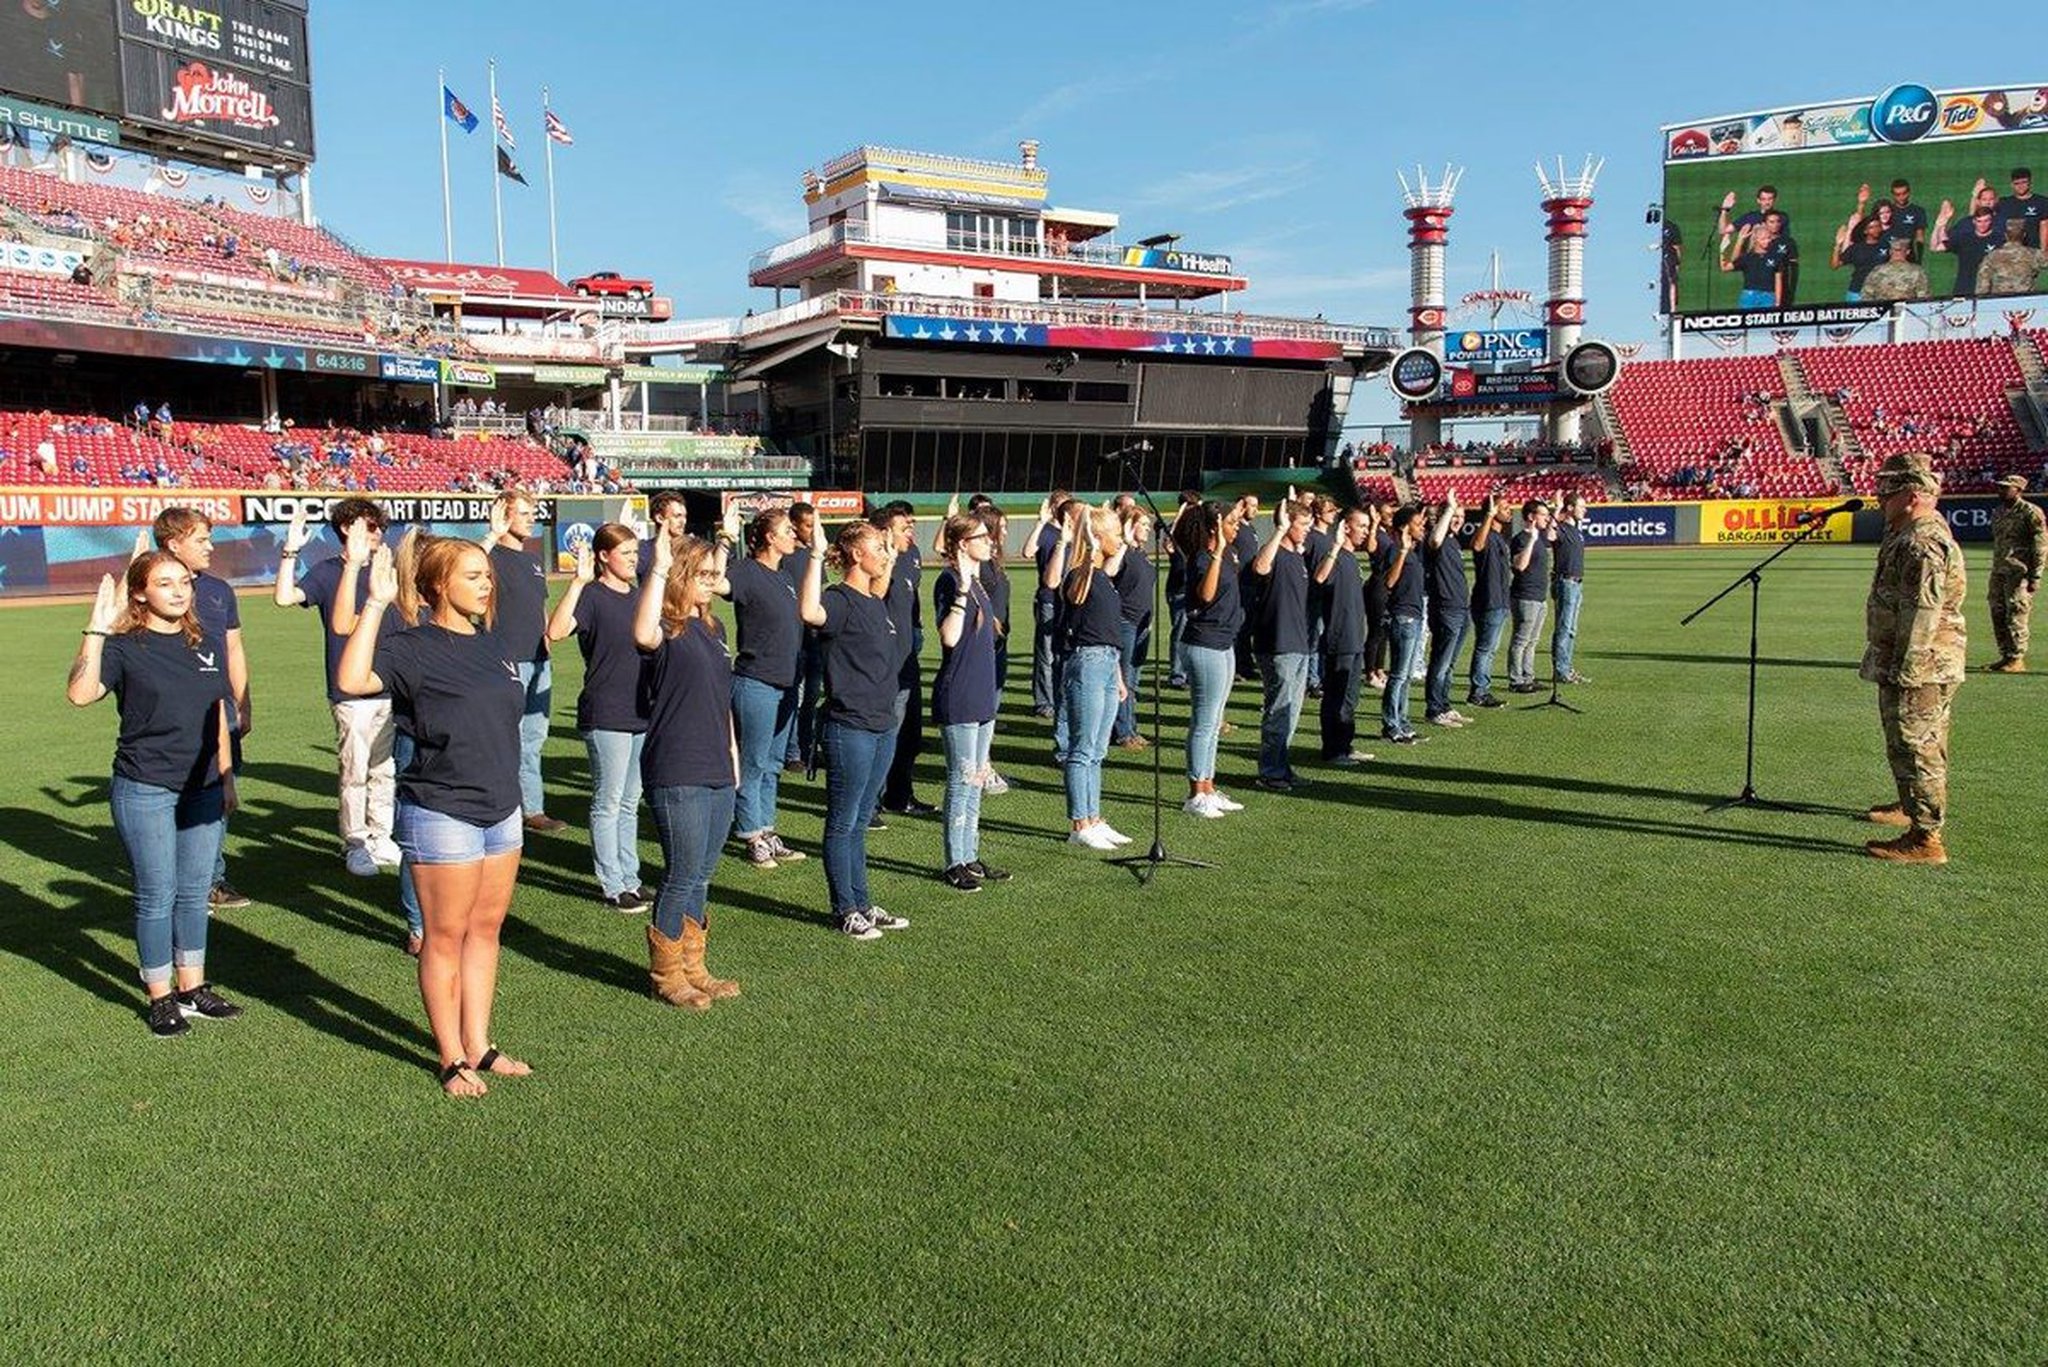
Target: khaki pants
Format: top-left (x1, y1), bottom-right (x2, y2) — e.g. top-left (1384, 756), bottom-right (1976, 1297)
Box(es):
top-left (1988, 570), bottom-right (2033, 660)
top-left (333, 698), bottom-right (395, 851)
top-left (1877, 682), bottom-right (1954, 834)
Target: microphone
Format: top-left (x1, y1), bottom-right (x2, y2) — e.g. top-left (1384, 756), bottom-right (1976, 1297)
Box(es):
top-left (1794, 497), bottom-right (1865, 525)
top-left (1095, 440), bottom-right (1154, 463)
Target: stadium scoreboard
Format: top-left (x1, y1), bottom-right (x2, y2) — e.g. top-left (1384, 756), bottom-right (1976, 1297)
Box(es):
top-left (0, 0), bottom-right (313, 165)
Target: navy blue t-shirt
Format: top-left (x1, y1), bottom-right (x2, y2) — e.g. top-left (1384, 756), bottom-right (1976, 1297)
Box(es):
top-left (1254, 545), bottom-right (1312, 654)
top-left (374, 623), bottom-right (525, 826)
top-left (1321, 548), bottom-right (1365, 654)
top-left (725, 555), bottom-right (802, 688)
top-left (298, 553), bottom-right (394, 703)
top-left (1942, 225), bottom-right (2000, 294)
top-left (488, 542), bottom-right (549, 666)
top-left (1880, 203), bottom-right (1927, 257)
top-left (1996, 194), bottom-right (2048, 246)
top-left (818, 583), bottom-right (904, 732)
top-left (1379, 541), bottom-right (1426, 619)
top-left (1059, 569), bottom-right (1124, 649)
top-left (1425, 535), bottom-right (1470, 616)
top-left (1470, 531), bottom-right (1512, 614)
top-left (978, 556), bottom-right (1011, 632)
top-left (192, 570), bottom-right (240, 639)
top-left (1181, 547), bottom-right (1244, 649)
top-left (1553, 522), bottom-right (1586, 581)
top-left (1734, 248), bottom-right (1782, 295)
top-left (640, 620), bottom-right (735, 790)
top-left (1511, 530), bottom-right (1551, 602)
top-left (1031, 523), bottom-right (1061, 607)
top-left (571, 581), bottom-right (651, 733)
top-left (101, 628), bottom-right (231, 792)
top-left (886, 543), bottom-right (922, 685)
top-left (1113, 547), bottom-right (1155, 628)
top-left (930, 568), bottom-right (999, 727)
top-left (1840, 240), bottom-right (1885, 292)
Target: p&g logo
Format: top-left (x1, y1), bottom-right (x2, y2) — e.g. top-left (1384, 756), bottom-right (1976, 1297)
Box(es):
top-left (1870, 83), bottom-right (1938, 144)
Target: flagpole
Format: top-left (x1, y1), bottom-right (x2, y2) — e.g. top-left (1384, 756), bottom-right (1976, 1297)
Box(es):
top-left (488, 59), bottom-right (505, 267)
top-left (438, 66), bottom-right (454, 262)
top-left (542, 84), bottom-right (560, 280)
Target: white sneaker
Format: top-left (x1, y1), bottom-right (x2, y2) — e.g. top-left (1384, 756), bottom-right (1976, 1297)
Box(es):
top-left (1210, 791), bottom-right (1245, 812)
top-left (1447, 709), bottom-right (1473, 725)
top-left (1426, 712), bottom-right (1465, 728)
top-left (1068, 825), bottom-right (1120, 850)
top-left (370, 838), bottom-right (403, 867)
top-left (344, 846), bottom-right (379, 877)
top-left (1181, 794), bottom-right (1227, 819)
top-left (1099, 825), bottom-right (1134, 846)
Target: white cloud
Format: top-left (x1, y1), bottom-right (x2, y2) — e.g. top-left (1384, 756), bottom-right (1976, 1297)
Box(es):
top-left (720, 175), bottom-right (805, 241)
top-left (1127, 160), bottom-right (1317, 214)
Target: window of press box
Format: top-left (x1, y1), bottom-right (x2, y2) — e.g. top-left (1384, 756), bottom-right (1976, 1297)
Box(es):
top-left (1072, 381), bottom-right (1130, 403)
top-left (877, 374), bottom-right (942, 398)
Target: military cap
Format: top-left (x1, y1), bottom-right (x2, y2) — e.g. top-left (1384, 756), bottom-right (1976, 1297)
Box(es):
top-left (1873, 452), bottom-right (1942, 495)
top-left (1996, 474), bottom-right (2029, 490)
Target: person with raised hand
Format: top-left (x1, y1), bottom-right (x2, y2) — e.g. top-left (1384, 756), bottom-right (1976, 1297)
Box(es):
top-left (931, 510), bottom-right (1007, 892)
top-left (633, 529), bottom-right (744, 1008)
top-left (721, 507), bottom-right (807, 871)
top-left (800, 517), bottom-right (912, 940)
top-left (547, 524), bottom-right (651, 911)
top-left (338, 536), bottom-right (529, 1098)
top-left (1174, 500), bottom-right (1248, 818)
top-left (1110, 505), bottom-right (1156, 751)
top-left (272, 497), bottom-right (399, 875)
top-left (69, 555), bottom-right (241, 1038)
top-left (1053, 503), bottom-right (1131, 849)
top-left (485, 489), bottom-right (562, 832)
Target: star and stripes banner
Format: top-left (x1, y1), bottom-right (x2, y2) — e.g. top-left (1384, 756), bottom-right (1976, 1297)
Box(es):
top-left (493, 97), bottom-right (516, 148)
top-left (545, 109), bottom-right (574, 146)
top-left (497, 146), bottom-right (527, 185)
top-left (881, 315), bottom-right (1340, 360)
top-left (2003, 309), bottom-right (2033, 332)
top-left (444, 86), bottom-right (477, 133)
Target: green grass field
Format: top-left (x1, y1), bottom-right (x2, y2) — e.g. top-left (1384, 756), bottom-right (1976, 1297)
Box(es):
top-left (3, 546), bottom-right (2045, 1361)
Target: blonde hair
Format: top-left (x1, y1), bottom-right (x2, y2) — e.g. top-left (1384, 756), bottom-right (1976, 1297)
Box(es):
top-left (414, 538), bottom-right (496, 631)
top-left (118, 552), bottom-right (201, 644)
top-left (661, 535), bottom-right (719, 638)
top-left (1063, 506), bottom-right (1123, 606)
top-left (392, 528), bottom-right (434, 626)
top-left (825, 521), bottom-right (883, 576)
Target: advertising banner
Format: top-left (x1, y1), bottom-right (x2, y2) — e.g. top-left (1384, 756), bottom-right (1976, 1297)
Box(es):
top-left (719, 490), bottom-right (863, 520)
top-left (552, 495), bottom-right (644, 573)
top-left (1664, 82), bottom-right (2048, 163)
top-left (1698, 499), bottom-right (1856, 544)
top-left (0, 92), bottom-right (121, 147)
top-left (0, 241), bottom-right (90, 279)
top-left (119, 46), bottom-right (314, 161)
top-left (1677, 304), bottom-right (1891, 333)
top-left (1115, 246), bottom-right (1235, 276)
top-left (619, 363), bottom-right (722, 385)
top-left (1936, 493), bottom-right (2048, 542)
top-left (1444, 328), bottom-right (1547, 364)
top-left (440, 360), bottom-right (496, 389)
top-left (533, 364), bottom-right (609, 385)
top-left (1579, 503), bottom-right (1680, 546)
top-left (241, 492), bottom-right (549, 526)
top-left (379, 354), bottom-right (442, 384)
top-left (1446, 369), bottom-right (1560, 402)
top-left (117, 0), bottom-right (311, 83)
top-left (0, 488), bottom-right (240, 527)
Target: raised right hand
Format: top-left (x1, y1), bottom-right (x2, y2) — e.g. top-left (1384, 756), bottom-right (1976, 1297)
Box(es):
top-left (87, 573), bottom-right (122, 633)
top-left (129, 528), bottom-right (151, 563)
top-left (487, 499), bottom-right (511, 544)
top-left (342, 517), bottom-right (374, 564)
top-left (1720, 191), bottom-right (1736, 211)
top-left (573, 541), bottom-right (595, 584)
top-left (652, 527), bottom-right (676, 576)
top-left (282, 504), bottom-right (313, 555)
top-left (366, 545), bottom-right (398, 606)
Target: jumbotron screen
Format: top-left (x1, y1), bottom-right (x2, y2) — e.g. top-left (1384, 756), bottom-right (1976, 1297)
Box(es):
top-left (0, 0), bottom-right (313, 163)
top-left (1660, 82), bottom-right (2048, 328)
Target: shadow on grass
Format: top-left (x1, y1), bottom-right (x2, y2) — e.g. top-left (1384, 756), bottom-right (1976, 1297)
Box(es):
top-left (1584, 649), bottom-right (1859, 671)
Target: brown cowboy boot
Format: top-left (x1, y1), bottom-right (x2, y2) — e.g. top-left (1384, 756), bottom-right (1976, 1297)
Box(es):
top-left (1864, 803), bottom-right (1912, 827)
top-left (646, 924), bottom-right (711, 1011)
top-left (1865, 830), bottom-right (1947, 864)
top-left (680, 918), bottom-right (741, 1000)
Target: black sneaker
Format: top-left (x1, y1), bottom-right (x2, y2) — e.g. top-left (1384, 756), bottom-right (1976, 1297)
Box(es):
top-left (867, 906), bottom-right (911, 931)
top-left (867, 812), bottom-right (889, 832)
top-left (1254, 777), bottom-right (1296, 793)
top-left (1472, 693), bottom-right (1507, 709)
top-left (177, 982), bottom-right (244, 1021)
top-left (208, 883), bottom-right (251, 910)
top-left (1389, 732), bottom-right (1429, 746)
top-left (967, 860), bottom-right (1012, 883)
top-left (605, 889), bottom-right (646, 913)
top-left (941, 864), bottom-right (984, 892)
top-left (147, 994), bottom-right (191, 1038)
top-left (885, 799), bottom-right (939, 818)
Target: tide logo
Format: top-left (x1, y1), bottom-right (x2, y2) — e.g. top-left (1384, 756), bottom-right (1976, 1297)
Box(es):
top-left (1940, 96), bottom-right (1982, 135)
top-left (1871, 83), bottom-right (1939, 144)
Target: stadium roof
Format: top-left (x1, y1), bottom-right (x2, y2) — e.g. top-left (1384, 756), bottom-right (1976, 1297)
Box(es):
top-left (376, 259), bottom-right (573, 299)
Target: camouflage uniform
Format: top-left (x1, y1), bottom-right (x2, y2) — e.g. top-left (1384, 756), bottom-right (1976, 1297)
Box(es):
top-left (1861, 261), bottom-right (1929, 302)
top-left (1988, 486), bottom-right (2046, 662)
top-left (1977, 242), bottom-right (2047, 296)
top-left (1861, 504), bottom-right (1967, 834)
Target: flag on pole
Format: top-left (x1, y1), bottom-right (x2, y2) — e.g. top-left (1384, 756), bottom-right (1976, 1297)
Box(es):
top-left (492, 96), bottom-right (516, 148)
top-left (544, 108), bottom-right (574, 146)
top-left (443, 86), bottom-right (477, 133)
top-left (497, 146), bottom-right (528, 185)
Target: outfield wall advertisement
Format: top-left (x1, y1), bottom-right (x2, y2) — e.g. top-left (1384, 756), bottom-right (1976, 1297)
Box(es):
top-left (1698, 500), bottom-right (1857, 544)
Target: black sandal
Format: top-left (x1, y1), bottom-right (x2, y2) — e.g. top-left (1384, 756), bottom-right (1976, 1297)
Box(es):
top-left (473, 1046), bottom-right (529, 1076)
top-left (437, 1059), bottom-right (473, 1092)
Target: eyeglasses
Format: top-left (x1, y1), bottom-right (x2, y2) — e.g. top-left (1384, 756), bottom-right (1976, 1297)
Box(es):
top-left (692, 570), bottom-right (720, 583)
top-left (962, 532), bottom-right (990, 543)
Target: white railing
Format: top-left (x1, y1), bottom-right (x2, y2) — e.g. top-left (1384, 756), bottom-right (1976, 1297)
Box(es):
top-left (750, 218), bottom-right (1237, 279)
top-left (732, 288), bottom-right (1397, 349)
top-left (617, 315), bottom-right (747, 346)
top-left (464, 331), bottom-right (612, 362)
top-left (819, 145), bottom-right (1047, 187)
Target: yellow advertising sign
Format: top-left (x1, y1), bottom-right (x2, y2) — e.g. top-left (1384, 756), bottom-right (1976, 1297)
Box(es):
top-left (1698, 499), bottom-right (1855, 545)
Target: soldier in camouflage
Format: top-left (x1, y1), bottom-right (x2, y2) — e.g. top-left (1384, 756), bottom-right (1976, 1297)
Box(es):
top-left (1861, 238), bottom-right (1930, 302)
top-left (1861, 452), bottom-right (1966, 864)
top-left (1987, 474), bottom-right (2045, 671)
top-left (1976, 220), bottom-right (2047, 296)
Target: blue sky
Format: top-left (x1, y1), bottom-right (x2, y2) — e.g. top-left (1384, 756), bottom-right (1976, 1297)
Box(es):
top-left (309, 0), bottom-right (2009, 421)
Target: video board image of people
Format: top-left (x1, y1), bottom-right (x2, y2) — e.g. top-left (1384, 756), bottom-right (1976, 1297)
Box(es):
top-left (0, 0), bottom-right (121, 117)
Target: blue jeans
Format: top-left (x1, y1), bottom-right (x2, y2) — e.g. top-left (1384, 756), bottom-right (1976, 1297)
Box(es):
top-left (1061, 644), bottom-right (1120, 821)
top-left (732, 675), bottom-right (795, 839)
top-left (1030, 592), bottom-right (1059, 712)
top-left (1256, 651), bottom-right (1311, 781)
top-left (514, 659), bottom-right (553, 817)
top-left (1468, 607), bottom-right (1509, 700)
top-left (1509, 598), bottom-right (1549, 686)
top-left (1382, 615), bottom-right (1424, 738)
top-left (787, 636), bottom-right (825, 766)
top-left (582, 728), bottom-right (646, 897)
top-left (1167, 600), bottom-right (1189, 683)
top-left (647, 783), bottom-right (735, 937)
top-left (1426, 609), bottom-right (1470, 718)
top-left (110, 776), bottom-right (223, 987)
top-left (823, 719), bottom-right (896, 916)
top-left (1183, 643), bottom-right (1233, 782)
top-left (941, 719), bottom-right (994, 867)
top-left (393, 730), bottom-right (421, 935)
top-left (1552, 578), bottom-right (1584, 677)
top-left (1113, 617), bottom-right (1148, 742)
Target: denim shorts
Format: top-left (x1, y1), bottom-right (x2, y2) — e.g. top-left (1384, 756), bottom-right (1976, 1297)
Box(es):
top-left (395, 800), bottom-right (524, 865)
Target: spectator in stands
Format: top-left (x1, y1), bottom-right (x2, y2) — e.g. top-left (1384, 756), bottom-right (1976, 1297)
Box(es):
top-left (69, 261), bottom-right (93, 286)
top-left (68, 554), bottom-right (243, 1038)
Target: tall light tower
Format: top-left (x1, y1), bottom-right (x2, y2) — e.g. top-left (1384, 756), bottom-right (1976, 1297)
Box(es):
top-left (1536, 155), bottom-right (1602, 444)
top-left (1399, 164), bottom-right (1461, 451)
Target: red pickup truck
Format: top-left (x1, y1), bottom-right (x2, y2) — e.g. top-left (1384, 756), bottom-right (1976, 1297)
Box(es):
top-left (567, 270), bottom-right (653, 299)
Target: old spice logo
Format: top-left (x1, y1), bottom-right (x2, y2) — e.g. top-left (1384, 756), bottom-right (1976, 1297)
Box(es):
top-left (163, 63), bottom-right (281, 130)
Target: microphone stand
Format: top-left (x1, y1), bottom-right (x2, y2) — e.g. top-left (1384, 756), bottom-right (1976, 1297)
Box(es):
top-left (1680, 512), bottom-right (1838, 811)
top-left (1103, 443), bottom-right (1218, 885)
